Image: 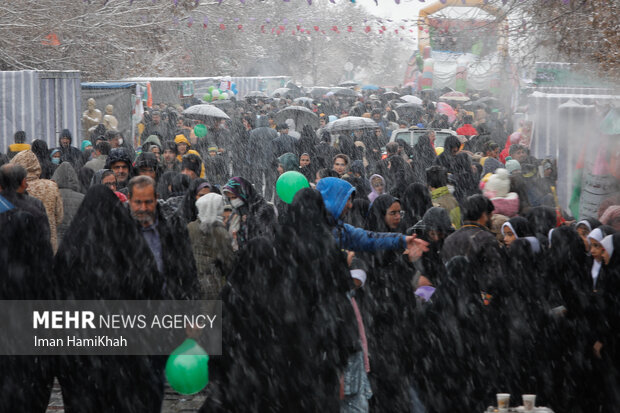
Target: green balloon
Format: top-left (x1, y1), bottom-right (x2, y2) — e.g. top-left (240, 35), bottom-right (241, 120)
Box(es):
top-left (208, 86), bottom-right (215, 92)
top-left (276, 171), bottom-right (309, 204)
top-left (165, 339), bottom-right (209, 395)
top-left (218, 95), bottom-right (226, 100)
top-left (194, 124), bottom-right (207, 138)
top-left (203, 93), bottom-right (212, 102)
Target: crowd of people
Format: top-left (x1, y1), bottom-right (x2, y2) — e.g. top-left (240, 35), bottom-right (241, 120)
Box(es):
top-left (1, 86), bottom-right (620, 413)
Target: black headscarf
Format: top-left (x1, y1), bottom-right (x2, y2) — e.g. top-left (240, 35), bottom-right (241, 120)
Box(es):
top-left (156, 170), bottom-right (179, 200)
top-left (386, 155), bottom-right (414, 198)
top-left (31, 139), bottom-right (56, 179)
top-left (366, 194), bottom-right (400, 233)
top-left (178, 178), bottom-right (212, 223)
top-left (401, 182), bottom-right (433, 229)
top-left (412, 134), bottom-right (436, 174)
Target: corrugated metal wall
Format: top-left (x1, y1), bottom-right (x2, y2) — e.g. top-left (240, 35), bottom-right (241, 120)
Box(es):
top-left (0, 70), bottom-right (81, 154)
top-left (529, 91), bottom-right (620, 209)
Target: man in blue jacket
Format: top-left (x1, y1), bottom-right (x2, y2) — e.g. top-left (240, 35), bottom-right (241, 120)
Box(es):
top-left (317, 177), bottom-right (427, 255)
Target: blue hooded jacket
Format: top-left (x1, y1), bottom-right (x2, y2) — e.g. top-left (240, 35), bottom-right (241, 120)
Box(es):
top-left (317, 177), bottom-right (406, 252)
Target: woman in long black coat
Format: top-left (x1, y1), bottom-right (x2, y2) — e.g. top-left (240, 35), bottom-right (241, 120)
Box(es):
top-left (200, 188), bottom-right (359, 413)
top-left (544, 225), bottom-right (593, 413)
top-left (363, 194), bottom-right (419, 412)
top-left (54, 185), bottom-right (167, 412)
top-left (416, 256), bottom-right (494, 412)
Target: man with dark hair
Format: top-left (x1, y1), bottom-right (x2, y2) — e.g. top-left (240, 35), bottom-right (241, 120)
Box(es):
top-left (8, 130), bottom-right (31, 159)
top-left (127, 175), bottom-right (199, 298)
top-left (0, 163), bottom-right (50, 240)
top-left (371, 108), bottom-right (387, 137)
top-left (456, 115), bottom-right (478, 137)
top-left (482, 141), bottom-right (503, 175)
top-left (135, 152), bottom-right (160, 182)
top-left (272, 123), bottom-right (297, 159)
top-left (181, 153), bottom-right (202, 180)
top-left (385, 141), bottom-right (399, 157)
top-left (509, 144), bottom-right (528, 164)
top-left (162, 141), bottom-right (180, 172)
top-left (442, 194), bottom-right (503, 293)
top-left (105, 148), bottom-right (133, 193)
top-left (426, 165), bottom-right (461, 229)
top-left (84, 140), bottom-right (111, 172)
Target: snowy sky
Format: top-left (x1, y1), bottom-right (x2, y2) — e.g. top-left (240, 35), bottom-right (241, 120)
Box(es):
top-left (359, 0), bottom-right (428, 21)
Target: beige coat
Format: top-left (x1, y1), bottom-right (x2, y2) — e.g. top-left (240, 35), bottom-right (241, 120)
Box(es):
top-left (11, 150), bottom-right (64, 252)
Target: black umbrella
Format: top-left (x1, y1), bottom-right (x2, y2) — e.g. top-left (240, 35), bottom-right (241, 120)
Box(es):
top-left (330, 87), bottom-right (360, 98)
top-left (463, 101), bottom-right (487, 110)
top-left (308, 87), bottom-right (330, 98)
top-left (339, 81), bottom-right (358, 87)
top-left (275, 106), bottom-right (319, 130)
top-left (395, 102), bottom-right (423, 112)
top-left (476, 96), bottom-right (502, 108)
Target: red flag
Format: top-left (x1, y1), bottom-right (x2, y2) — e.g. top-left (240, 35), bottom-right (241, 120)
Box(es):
top-left (314, 26), bottom-right (319, 31)
top-left (381, 25), bottom-right (386, 31)
top-left (219, 23), bottom-right (226, 30)
top-left (296, 25), bottom-right (301, 31)
top-left (364, 26), bottom-right (371, 33)
top-left (347, 26), bottom-right (353, 32)
top-left (261, 25), bottom-right (266, 33)
top-left (41, 33), bottom-right (60, 46)
top-left (331, 26), bottom-right (339, 32)
top-left (237, 24), bottom-right (243, 30)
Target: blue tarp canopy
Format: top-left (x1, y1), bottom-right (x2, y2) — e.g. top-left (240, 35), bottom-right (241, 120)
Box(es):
top-left (81, 82), bottom-right (136, 89)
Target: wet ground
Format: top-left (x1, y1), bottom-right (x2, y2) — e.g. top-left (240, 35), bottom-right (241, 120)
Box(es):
top-left (46, 379), bottom-right (207, 412)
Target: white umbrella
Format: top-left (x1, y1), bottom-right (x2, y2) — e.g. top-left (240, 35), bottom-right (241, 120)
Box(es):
top-left (401, 95), bottom-right (423, 104)
top-left (439, 91), bottom-right (470, 102)
top-left (182, 104), bottom-right (230, 120)
top-left (271, 87), bottom-right (291, 97)
top-left (324, 116), bottom-right (378, 132)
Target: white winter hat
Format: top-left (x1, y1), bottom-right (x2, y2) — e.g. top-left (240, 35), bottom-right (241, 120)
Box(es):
top-left (483, 168), bottom-right (510, 199)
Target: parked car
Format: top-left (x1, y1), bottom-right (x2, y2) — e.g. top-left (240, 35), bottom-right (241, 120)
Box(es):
top-left (389, 128), bottom-right (458, 155)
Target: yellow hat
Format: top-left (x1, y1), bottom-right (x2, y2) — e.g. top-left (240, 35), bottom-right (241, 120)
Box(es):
top-left (174, 135), bottom-right (190, 146)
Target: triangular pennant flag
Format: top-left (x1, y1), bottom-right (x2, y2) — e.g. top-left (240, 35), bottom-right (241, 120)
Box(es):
top-left (41, 33), bottom-right (61, 46)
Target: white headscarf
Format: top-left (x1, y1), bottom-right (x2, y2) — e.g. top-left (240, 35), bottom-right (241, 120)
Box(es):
top-left (196, 192), bottom-right (224, 225)
top-left (601, 234), bottom-right (615, 260)
top-left (587, 228), bottom-right (605, 243)
top-left (501, 222), bottom-right (518, 238)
